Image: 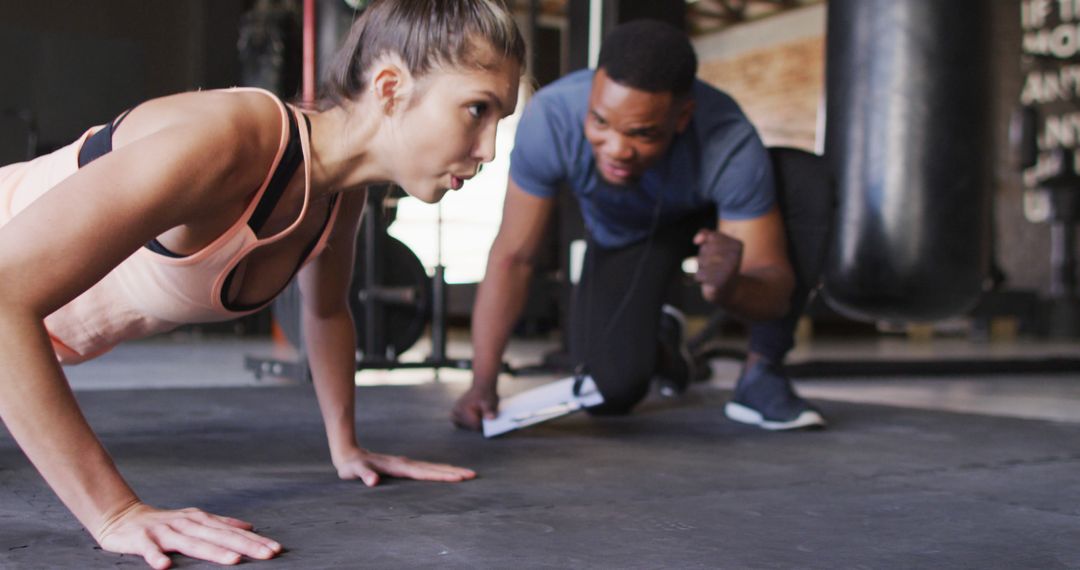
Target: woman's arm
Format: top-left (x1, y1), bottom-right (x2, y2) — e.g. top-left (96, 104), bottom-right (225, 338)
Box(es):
top-left (297, 191), bottom-right (475, 485)
top-left (0, 103), bottom-right (283, 568)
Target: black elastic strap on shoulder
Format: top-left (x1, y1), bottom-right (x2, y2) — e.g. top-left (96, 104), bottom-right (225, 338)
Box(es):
top-left (77, 108), bottom-right (133, 168)
top-left (246, 108), bottom-right (307, 234)
top-left (219, 106), bottom-right (319, 312)
top-left (142, 100), bottom-right (308, 259)
top-left (73, 107), bottom-right (187, 257)
top-left (144, 238), bottom-right (185, 258)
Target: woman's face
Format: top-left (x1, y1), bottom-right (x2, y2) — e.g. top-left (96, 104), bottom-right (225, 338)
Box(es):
top-left (387, 55), bottom-right (521, 203)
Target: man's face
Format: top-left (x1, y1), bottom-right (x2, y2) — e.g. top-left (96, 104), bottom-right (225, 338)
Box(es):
top-left (583, 68), bottom-right (694, 185)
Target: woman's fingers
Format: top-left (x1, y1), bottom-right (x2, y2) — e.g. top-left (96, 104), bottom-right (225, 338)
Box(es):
top-left (170, 518), bottom-right (280, 560)
top-left (179, 509), bottom-right (280, 552)
top-left (338, 453), bottom-right (476, 484)
top-left (369, 455), bottom-right (476, 481)
top-left (154, 525), bottom-right (244, 566)
top-left (336, 451), bottom-right (478, 485)
top-left (97, 504), bottom-right (282, 569)
top-left (135, 538), bottom-right (172, 570)
top-left (180, 508), bottom-right (254, 530)
top-left (358, 464), bottom-right (382, 487)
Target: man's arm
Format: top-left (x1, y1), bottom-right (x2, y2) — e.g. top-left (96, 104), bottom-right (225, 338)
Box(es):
top-left (452, 180), bottom-right (555, 430)
top-left (695, 206), bottom-right (795, 322)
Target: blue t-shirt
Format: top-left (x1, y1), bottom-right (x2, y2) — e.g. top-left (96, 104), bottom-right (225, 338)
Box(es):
top-left (510, 69), bottom-right (775, 249)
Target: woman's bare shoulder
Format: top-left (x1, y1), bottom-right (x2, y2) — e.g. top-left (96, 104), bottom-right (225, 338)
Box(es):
top-left (105, 89), bottom-right (293, 203)
top-left (114, 89), bottom-right (286, 154)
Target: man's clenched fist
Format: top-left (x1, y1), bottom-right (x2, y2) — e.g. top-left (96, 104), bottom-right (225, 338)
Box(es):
top-left (693, 229), bottom-right (743, 304)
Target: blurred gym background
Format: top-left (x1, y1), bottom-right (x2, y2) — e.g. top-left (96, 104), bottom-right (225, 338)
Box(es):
top-left (1, 0), bottom-right (1076, 393)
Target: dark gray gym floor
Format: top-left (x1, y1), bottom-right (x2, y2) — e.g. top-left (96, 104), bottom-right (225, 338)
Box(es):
top-left (3, 364), bottom-right (1080, 569)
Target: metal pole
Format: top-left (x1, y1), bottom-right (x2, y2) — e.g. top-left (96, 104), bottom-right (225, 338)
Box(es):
top-left (431, 203), bottom-right (446, 380)
top-left (363, 192), bottom-right (381, 359)
top-left (1050, 221), bottom-right (1077, 299)
top-left (588, 0), bottom-right (604, 68)
top-left (302, 0), bottom-right (317, 103)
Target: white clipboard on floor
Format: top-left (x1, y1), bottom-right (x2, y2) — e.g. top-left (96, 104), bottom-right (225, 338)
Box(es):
top-left (482, 375), bottom-right (604, 438)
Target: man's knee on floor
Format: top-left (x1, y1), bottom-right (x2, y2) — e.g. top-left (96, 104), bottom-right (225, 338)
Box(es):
top-left (585, 376), bottom-right (651, 416)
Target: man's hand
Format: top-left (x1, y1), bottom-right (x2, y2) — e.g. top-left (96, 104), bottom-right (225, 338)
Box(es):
top-left (95, 502), bottom-right (282, 569)
top-left (333, 448), bottom-right (477, 486)
top-left (693, 229), bottom-right (744, 304)
top-left (451, 384), bottom-right (499, 431)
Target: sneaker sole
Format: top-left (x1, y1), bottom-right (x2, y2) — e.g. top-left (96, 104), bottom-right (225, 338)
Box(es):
top-left (724, 402), bottom-right (826, 431)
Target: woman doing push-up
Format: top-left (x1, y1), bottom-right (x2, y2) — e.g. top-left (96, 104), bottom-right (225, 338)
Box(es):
top-left (0, 0), bottom-right (524, 567)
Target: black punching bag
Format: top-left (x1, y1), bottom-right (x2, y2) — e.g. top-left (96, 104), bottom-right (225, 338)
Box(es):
top-left (822, 0), bottom-right (992, 322)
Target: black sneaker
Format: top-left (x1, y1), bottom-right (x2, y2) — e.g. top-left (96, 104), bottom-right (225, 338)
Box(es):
top-left (725, 360), bottom-right (826, 430)
top-left (655, 305), bottom-right (696, 396)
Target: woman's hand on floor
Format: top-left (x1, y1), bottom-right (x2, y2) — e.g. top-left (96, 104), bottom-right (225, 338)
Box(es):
top-left (333, 448), bottom-right (477, 486)
top-left (95, 502), bottom-right (281, 569)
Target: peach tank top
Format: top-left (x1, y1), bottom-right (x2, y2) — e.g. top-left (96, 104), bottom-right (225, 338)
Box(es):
top-left (0, 88), bottom-right (341, 363)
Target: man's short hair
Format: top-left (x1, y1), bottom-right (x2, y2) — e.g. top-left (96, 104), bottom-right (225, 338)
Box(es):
top-left (597, 19), bottom-right (698, 97)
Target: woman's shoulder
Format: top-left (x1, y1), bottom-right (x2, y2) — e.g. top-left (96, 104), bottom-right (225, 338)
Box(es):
top-left (114, 88), bottom-right (287, 153)
top-left (194, 88), bottom-right (293, 137)
top-left (110, 89), bottom-right (293, 196)
top-left (65, 88), bottom-right (296, 217)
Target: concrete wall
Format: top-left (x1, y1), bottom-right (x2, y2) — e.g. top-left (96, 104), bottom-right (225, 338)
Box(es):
top-left (0, 0), bottom-right (245, 163)
top-left (694, 4), bottom-right (825, 152)
top-left (994, 0), bottom-right (1053, 295)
